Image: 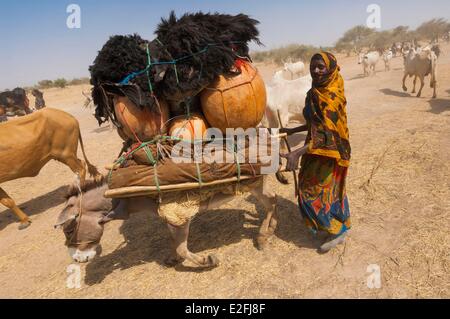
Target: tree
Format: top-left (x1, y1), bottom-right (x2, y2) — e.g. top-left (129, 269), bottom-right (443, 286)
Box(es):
top-left (416, 18), bottom-right (450, 42)
top-left (335, 41), bottom-right (354, 56)
top-left (391, 26), bottom-right (409, 43)
top-left (336, 25), bottom-right (376, 53)
top-left (364, 30), bottom-right (392, 50)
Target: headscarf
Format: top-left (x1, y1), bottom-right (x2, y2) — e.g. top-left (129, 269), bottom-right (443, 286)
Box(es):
top-left (304, 52), bottom-right (351, 167)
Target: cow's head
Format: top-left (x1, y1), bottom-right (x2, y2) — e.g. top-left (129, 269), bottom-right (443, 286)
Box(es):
top-left (358, 53), bottom-right (365, 64)
top-left (55, 179), bottom-right (112, 263)
top-left (31, 89), bottom-right (43, 98)
top-left (32, 89), bottom-right (45, 109)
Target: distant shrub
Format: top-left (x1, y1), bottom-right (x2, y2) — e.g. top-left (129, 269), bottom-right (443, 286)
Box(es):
top-left (252, 44), bottom-right (320, 65)
top-left (53, 78), bottom-right (68, 88)
top-left (69, 77), bottom-right (90, 85)
top-left (38, 80), bottom-right (53, 89)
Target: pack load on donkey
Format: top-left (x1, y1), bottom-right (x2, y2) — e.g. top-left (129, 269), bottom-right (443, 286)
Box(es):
top-left (89, 11), bottom-right (280, 197)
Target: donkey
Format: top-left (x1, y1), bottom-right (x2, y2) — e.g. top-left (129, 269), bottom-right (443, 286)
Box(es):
top-left (56, 177), bottom-right (277, 268)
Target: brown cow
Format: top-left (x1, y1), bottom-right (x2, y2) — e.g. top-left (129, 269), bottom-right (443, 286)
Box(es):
top-left (0, 108), bottom-right (101, 229)
top-left (0, 106), bottom-right (7, 122)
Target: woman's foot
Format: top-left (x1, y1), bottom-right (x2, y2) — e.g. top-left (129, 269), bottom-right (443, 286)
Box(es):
top-left (319, 231), bottom-right (348, 253)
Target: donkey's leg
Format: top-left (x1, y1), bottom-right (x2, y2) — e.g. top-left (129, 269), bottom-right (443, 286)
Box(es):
top-left (276, 138), bottom-right (290, 185)
top-left (164, 223), bottom-right (186, 267)
top-left (412, 76), bottom-right (417, 93)
top-left (0, 187), bottom-right (31, 229)
top-left (250, 179), bottom-right (277, 250)
top-left (166, 221), bottom-right (219, 268)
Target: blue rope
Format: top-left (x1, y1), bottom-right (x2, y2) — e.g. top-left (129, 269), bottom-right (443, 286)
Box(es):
top-left (119, 68), bottom-right (149, 85)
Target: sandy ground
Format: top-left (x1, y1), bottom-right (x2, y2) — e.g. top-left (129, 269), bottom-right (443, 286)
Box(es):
top-left (0, 44), bottom-right (449, 298)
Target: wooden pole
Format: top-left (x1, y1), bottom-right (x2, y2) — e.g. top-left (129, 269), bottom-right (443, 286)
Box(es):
top-left (104, 175), bottom-right (260, 198)
top-left (276, 109), bottom-right (299, 196)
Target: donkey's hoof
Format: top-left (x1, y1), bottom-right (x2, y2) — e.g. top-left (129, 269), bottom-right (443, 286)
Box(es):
top-left (206, 254), bottom-right (220, 267)
top-left (18, 221), bottom-right (31, 230)
top-left (275, 172), bottom-right (289, 185)
top-left (164, 256), bottom-right (185, 268)
top-left (256, 236), bottom-right (268, 251)
top-left (402, 86), bottom-right (407, 92)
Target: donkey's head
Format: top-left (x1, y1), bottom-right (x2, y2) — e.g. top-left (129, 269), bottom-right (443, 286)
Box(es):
top-left (55, 178), bottom-right (113, 263)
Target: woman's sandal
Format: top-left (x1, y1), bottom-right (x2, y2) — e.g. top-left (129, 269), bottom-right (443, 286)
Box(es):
top-left (319, 231), bottom-right (348, 253)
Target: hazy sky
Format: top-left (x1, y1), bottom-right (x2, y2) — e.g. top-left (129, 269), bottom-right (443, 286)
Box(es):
top-left (1, 0), bottom-right (449, 89)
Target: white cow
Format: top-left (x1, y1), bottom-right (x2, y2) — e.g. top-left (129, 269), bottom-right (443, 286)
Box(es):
top-left (358, 51), bottom-right (380, 76)
top-left (402, 47), bottom-right (437, 98)
top-left (283, 60), bottom-right (305, 79)
top-left (382, 49), bottom-right (393, 71)
top-left (264, 70), bottom-right (312, 129)
top-left (262, 71), bottom-right (312, 183)
top-left (391, 42), bottom-right (403, 57)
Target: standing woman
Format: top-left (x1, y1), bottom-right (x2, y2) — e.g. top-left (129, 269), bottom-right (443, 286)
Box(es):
top-left (281, 52), bottom-right (351, 252)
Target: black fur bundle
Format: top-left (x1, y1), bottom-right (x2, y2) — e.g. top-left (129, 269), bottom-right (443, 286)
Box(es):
top-left (89, 11), bottom-right (261, 125)
top-left (153, 11), bottom-right (261, 100)
top-left (89, 34), bottom-right (151, 124)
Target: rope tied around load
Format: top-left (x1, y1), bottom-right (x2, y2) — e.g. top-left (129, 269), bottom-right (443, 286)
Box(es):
top-left (107, 133), bottom-right (252, 195)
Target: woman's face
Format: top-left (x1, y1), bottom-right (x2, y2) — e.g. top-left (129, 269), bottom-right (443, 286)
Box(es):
top-left (310, 57), bottom-right (328, 83)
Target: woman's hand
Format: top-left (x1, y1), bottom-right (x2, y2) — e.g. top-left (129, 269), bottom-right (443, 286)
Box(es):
top-left (280, 152), bottom-right (301, 171)
top-left (280, 144), bottom-right (309, 171)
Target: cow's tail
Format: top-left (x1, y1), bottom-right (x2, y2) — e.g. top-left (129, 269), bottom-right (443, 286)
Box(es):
top-left (78, 131), bottom-right (101, 179)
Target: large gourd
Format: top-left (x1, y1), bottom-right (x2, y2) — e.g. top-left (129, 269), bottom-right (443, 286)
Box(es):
top-left (169, 114), bottom-right (208, 141)
top-left (113, 96), bottom-right (170, 142)
top-left (200, 61), bottom-right (266, 133)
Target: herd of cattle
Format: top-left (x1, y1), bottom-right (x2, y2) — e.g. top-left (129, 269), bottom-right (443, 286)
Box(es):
top-left (0, 88), bottom-right (46, 122)
top-left (265, 40), bottom-right (442, 133)
top-left (358, 41), bottom-right (440, 98)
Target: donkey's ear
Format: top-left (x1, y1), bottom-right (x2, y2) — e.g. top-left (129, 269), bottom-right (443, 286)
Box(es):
top-left (54, 215), bottom-right (76, 229)
top-left (54, 207), bottom-right (78, 229)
